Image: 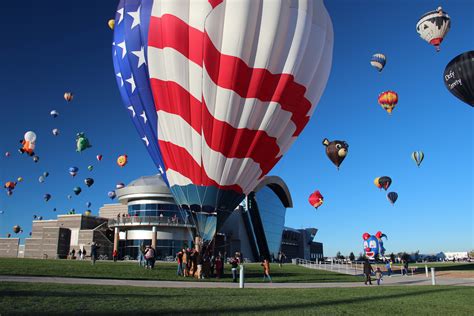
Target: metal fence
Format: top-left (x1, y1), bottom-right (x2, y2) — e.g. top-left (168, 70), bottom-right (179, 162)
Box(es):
top-left (108, 215), bottom-right (194, 228)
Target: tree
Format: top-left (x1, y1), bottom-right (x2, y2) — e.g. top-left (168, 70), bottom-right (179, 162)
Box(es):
top-left (357, 252), bottom-right (366, 261)
top-left (336, 251), bottom-right (342, 259)
top-left (390, 253), bottom-right (395, 262)
top-left (349, 252), bottom-right (355, 261)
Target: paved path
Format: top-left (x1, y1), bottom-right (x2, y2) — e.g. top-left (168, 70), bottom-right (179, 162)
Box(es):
top-left (0, 275), bottom-right (472, 289)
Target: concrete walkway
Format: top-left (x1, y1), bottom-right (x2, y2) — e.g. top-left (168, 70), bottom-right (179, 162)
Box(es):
top-left (0, 274), bottom-right (472, 289)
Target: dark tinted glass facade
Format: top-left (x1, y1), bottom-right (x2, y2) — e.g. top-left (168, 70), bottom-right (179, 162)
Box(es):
top-left (118, 239), bottom-right (192, 260)
top-left (128, 203), bottom-right (185, 218)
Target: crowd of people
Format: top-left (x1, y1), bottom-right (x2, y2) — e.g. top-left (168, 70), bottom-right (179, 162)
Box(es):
top-left (67, 242), bottom-right (99, 265)
top-left (363, 259), bottom-right (410, 285)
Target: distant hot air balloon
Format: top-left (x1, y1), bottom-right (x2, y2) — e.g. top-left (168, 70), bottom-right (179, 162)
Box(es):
top-left (108, 191), bottom-right (116, 200)
top-left (378, 91), bottom-right (398, 114)
top-left (44, 193), bottom-right (52, 202)
top-left (96, 154), bottom-right (103, 161)
top-left (322, 139), bottom-right (349, 169)
top-left (374, 176), bottom-right (392, 191)
top-left (69, 209), bottom-right (76, 215)
top-left (416, 6), bottom-right (450, 52)
top-left (412, 151), bottom-right (424, 167)
top-left (108, 19), bottom-right (115, 30)
top-left (113, 0), bottom-right (335, 244)
top-left (43, 172), bottom-right (49, 178)
top-left (387, 192), bottom-right (398, 205)
top-left (0, 210), bottom-right (4, 214)
top-left (38, 176), bottom-right (45, 183)
top-left (84, 178), bottom-right (94, 187)
top-left (117, 155), bottom-right (128, 167)
top-left (443, 51), bottom-right (474, 107)
top-left (116, 183), bottom-right (125, 190)
top-left (4, 181), bottom-right (16, 190)
top-left (6, 190), bottom-right (13, 196)
top-left (76, 133), bottom-right (92, 152)
top-left (32, 155), bottom-right (39, 163)
top-left (86, 202), bottom-right (92, 208)
top-left (308, 190), bottom-right (324, 209)
top-left (73, 187), bottom-right (82, 195)
top-left (7, 233), bottom-right (11, 238)
top-left (5, 152), bottom-right (10, 157)
top-left (64, 92), bottom-right (73, 102)
top-left (50, 110), bottom-right (59, 118)
top-left (53, 208), bottom-right (57, 212)
top-left (87, 165), bottom-right (94, 172)
top-left (370, 53), bottom-right (386, 72)
top-left (17, 177), bottom-right (23, 182)
top-left (84, 210), bottom-right (92, 216)
top-left (13, 225), bottom-right (21, 234)
top-left (67, 195), bottom-right (72, 200)
top-left (69, 167), bottom-right (79, 177)
top-left (52, 128), bottom-right (60, 136)
top-left (19, 131), bottom-right (36, 156)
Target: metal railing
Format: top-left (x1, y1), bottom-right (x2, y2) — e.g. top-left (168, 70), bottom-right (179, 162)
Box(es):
top-left (294, 258), bottom-right (365, 275)
top-left (108, 215), bottom-right (195, 228)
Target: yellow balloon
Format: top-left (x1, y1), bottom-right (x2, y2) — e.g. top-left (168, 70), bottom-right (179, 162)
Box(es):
top-left (84, 210), bottom-right (91, 216)
top-left (108, 19), bottom-right (115, 30)
top-left (17, 177), bottom-right (23, 182)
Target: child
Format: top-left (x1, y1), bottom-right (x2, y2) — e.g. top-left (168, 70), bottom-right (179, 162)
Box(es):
top-left (375, 267), bottom-right (383, 285)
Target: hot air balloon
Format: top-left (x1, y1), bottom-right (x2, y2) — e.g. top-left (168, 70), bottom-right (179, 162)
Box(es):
top-left (69, 167), bottom-right (79, 177)
top-left (13, 225), bottom-right (21, 234)
top-left (116, 155), bottom-right (128, 167)
top-left (76, 132), bottom-right (92, 152)
top-left (84, 210), bottom-right (92, 216)
top-left (32, 156), bottom-right (39, 163)
top-left (416, 6), bottom-right (450, 52)
top-left (64, 92), bottom-right (73, 102)
top-left (7, 234), bottom-right (11, 238)
top-left (412, 151), bottom-right (424, 167)
top-left (375, 176), bottom-right (392, 191)
top-left (69, 209), bottom-right (76, 215)
top-left (108, 19), bottom-right (115, 30)
top-left (84, 178), bottom-right (94, 187)
top-left (113, 0), bottom-right (334, 244)
top-left (116, 183), bottom-right (125, 190)
top-left (5, 152), bottom-right (10, 157)
top-left (4, 181), bottom-right (16, 190)
top-left (17, 177), bottom-right (23, 182)
top-left (50, 110), bottom-right (59, 118)
top-left (38, 176), bottom-right (45, 183)
top-left (19, 131), bottom-right (36, 156)
top-left (67, 195), bottom-right (72, 200)
top-left (44, 193), bottom-right (51, 202)
top-left (86, 202), bottom-right (92, 208)
top-left (73, 187), bottom-right (82, 195)
top-left (108, 191), bottom-right (116, 200)
top-left (378, 91), bottom-right (398, 114)
top-left (0, 210), bottom-right (4, 214)
top-left (322, 139), bottom-right (349, 169)
top-left (363, 231), bottom-right (388, 259)
top-left (387, 192), bottom-right (398, 205)
top-left (308, 190), bottom-right (324, 210)
top-left (370, 53), bottom-right (386, 72)
top-left (52, 128), bottom-right (60, 136)
top-left (6, 190), bottom-right (13, 196)
top-left (43, 172), bottom-right (49, 178)
top-left (443, 51), bottom-right (474, 107)
top-left (96, 154), bottom-right (103, 161)
top-left (53, 208), bottom-right (57, 212)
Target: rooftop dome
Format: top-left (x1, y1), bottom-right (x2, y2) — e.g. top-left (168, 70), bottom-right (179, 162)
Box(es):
top-left (127, 174), bottom-right (169, 189)
top-left (116, 174), bottom-right (174, 204)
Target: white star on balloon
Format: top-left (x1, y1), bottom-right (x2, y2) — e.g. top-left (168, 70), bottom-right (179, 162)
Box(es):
top-left (112, 41), bottom-right (117, 56)
top-left (117, 8), bottom-right (124, 25)
top-left (158, 166), bottom-right (164, 174)
top-left (126, 75), bottom-right (136, 93)
top-left (127, 6), bottom-right (141, 29)
top-left (140, 111), bottom-right (147, 124)
top-left (117, 41), bottom-right (127, 59)
top-left (116, 72), bottom-right (123, 87)
top-left (142, 136), bottom-right (149, 146)
top-left (132, 46), bottom-right (146, 68)
top-left (127, 106), bottom-right (136, 117)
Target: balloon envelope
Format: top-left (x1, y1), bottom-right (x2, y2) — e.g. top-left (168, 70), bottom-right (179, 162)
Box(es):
top-left (308, 190), bottom-right (324, 209)
top-left (443, 51), bottom-right (474, 107)
top-left (96, 155), bottom-right (103, 161)
top-left (44, 194), bottom-right (51, 202)
top-left (24, 131), bottom-right (36, 142)
top-left (84, 178), bottom-right (94, 187)
top-left (64, 92), bottom-right (73, 102)
top-left (370, 53), bottom-right (386, 72)
top-left (411, 151), bottom-right (424, 167)
top-left (13, 225), bottom-right (21, 234)
top-left (108, 191), bottom-right (116, 199)
top-left (50, 110), bottom-right (59, 118)
top-left (73, 187), bottom-right (82, 195)
top-left (378, 91), bottom-right (398, 114)
top-left (387, 192), bottom-right (398, 204)
top-left (416, 7), bottom-right (450, 52)
top-left (113, 0), bottom-right (334, 241)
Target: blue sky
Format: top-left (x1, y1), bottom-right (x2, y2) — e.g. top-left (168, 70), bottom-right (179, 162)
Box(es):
top-left (0, 0), bottom-right (472, 256)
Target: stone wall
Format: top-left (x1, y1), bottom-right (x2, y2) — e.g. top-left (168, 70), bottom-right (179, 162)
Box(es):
top-left (0, 238), bottom-right (19, 258)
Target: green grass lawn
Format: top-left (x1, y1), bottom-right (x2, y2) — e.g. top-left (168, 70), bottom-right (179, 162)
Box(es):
top-left (0, 258), bottom-right (362, 283)
top-left (0, 282), bottom-right (472, 315)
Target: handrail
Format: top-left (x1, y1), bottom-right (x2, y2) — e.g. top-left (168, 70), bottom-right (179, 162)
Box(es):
top-left (294, 258), bottom-right (364, 275)
top-left (108, 215), bottom-right (194, 228)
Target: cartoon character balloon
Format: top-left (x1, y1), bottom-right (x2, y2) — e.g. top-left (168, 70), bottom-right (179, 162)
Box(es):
top-left (19, 131), bottom-right (36, 156)
top-left (416, 6), bottom-right (450, 52)
top-left (322, 139), bottom-right (349, 169)
top-left (370, 53), bottom-right (386, 72)
top-left (113, 0), bottom-right (334, 242)
top-left (76, 133), bottom-right (92, 152)
top-left (443, 51), bottom-right (474, 107)
top-left (363, 231), bottom-right (388, 259)
top-left (378, 91), bottom-right (398, 114)
top-left (308, 190), bottom-right (324, 210)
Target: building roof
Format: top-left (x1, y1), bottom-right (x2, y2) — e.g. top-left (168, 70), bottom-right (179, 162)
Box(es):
top-left (116, 174), bottom-right (174, 204)
top-left (253, 175), bottom-right (293, 208)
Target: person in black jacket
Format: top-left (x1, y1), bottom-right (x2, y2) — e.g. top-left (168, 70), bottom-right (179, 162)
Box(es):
top-left (363, 259), bottom-right (374, 285)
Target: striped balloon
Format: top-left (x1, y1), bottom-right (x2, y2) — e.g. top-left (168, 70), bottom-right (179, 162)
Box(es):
top-left (411, 151), bottom-right (424, 167)
top-left (370, 53), bottom-right (386, 72)
top-left (113, 0), bottom-right (334, 241)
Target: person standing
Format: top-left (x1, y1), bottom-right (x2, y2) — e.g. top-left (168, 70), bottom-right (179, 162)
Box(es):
top-left (144, 245), bottom-right (155, 269)
top-left (230, 254), bottom-right (240, 282)
top-left (138, 243), bottom-right (145, 267)
top-left (82, 248), bottom-right (86, 260)
top-left (375, 267), bottom-right (383, 285)
top-left (262, 258), bottom-right (272, 283)
top-left (70, 248), bottom-right (76, 260)
top-left (385, 260), bottom-right (392, 277)
top-left (90, 243), bottom-right (98, 265)
top-left (176, 249), bottom-right (184, 276)
top-left (363, 259), bottom-right (373, 285)
top-left (278, 251), bottom-right (286, 268)
top-left (182, 248), bottom-right (189, 277)
top-left (215, 256), bottom-right (223, 279)
top-left (113, 249), bottom-right (118, 262)
top-left (404, 260), bottom-right (409, 276)
top-left (77, 249), bottom-right (82, 260)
